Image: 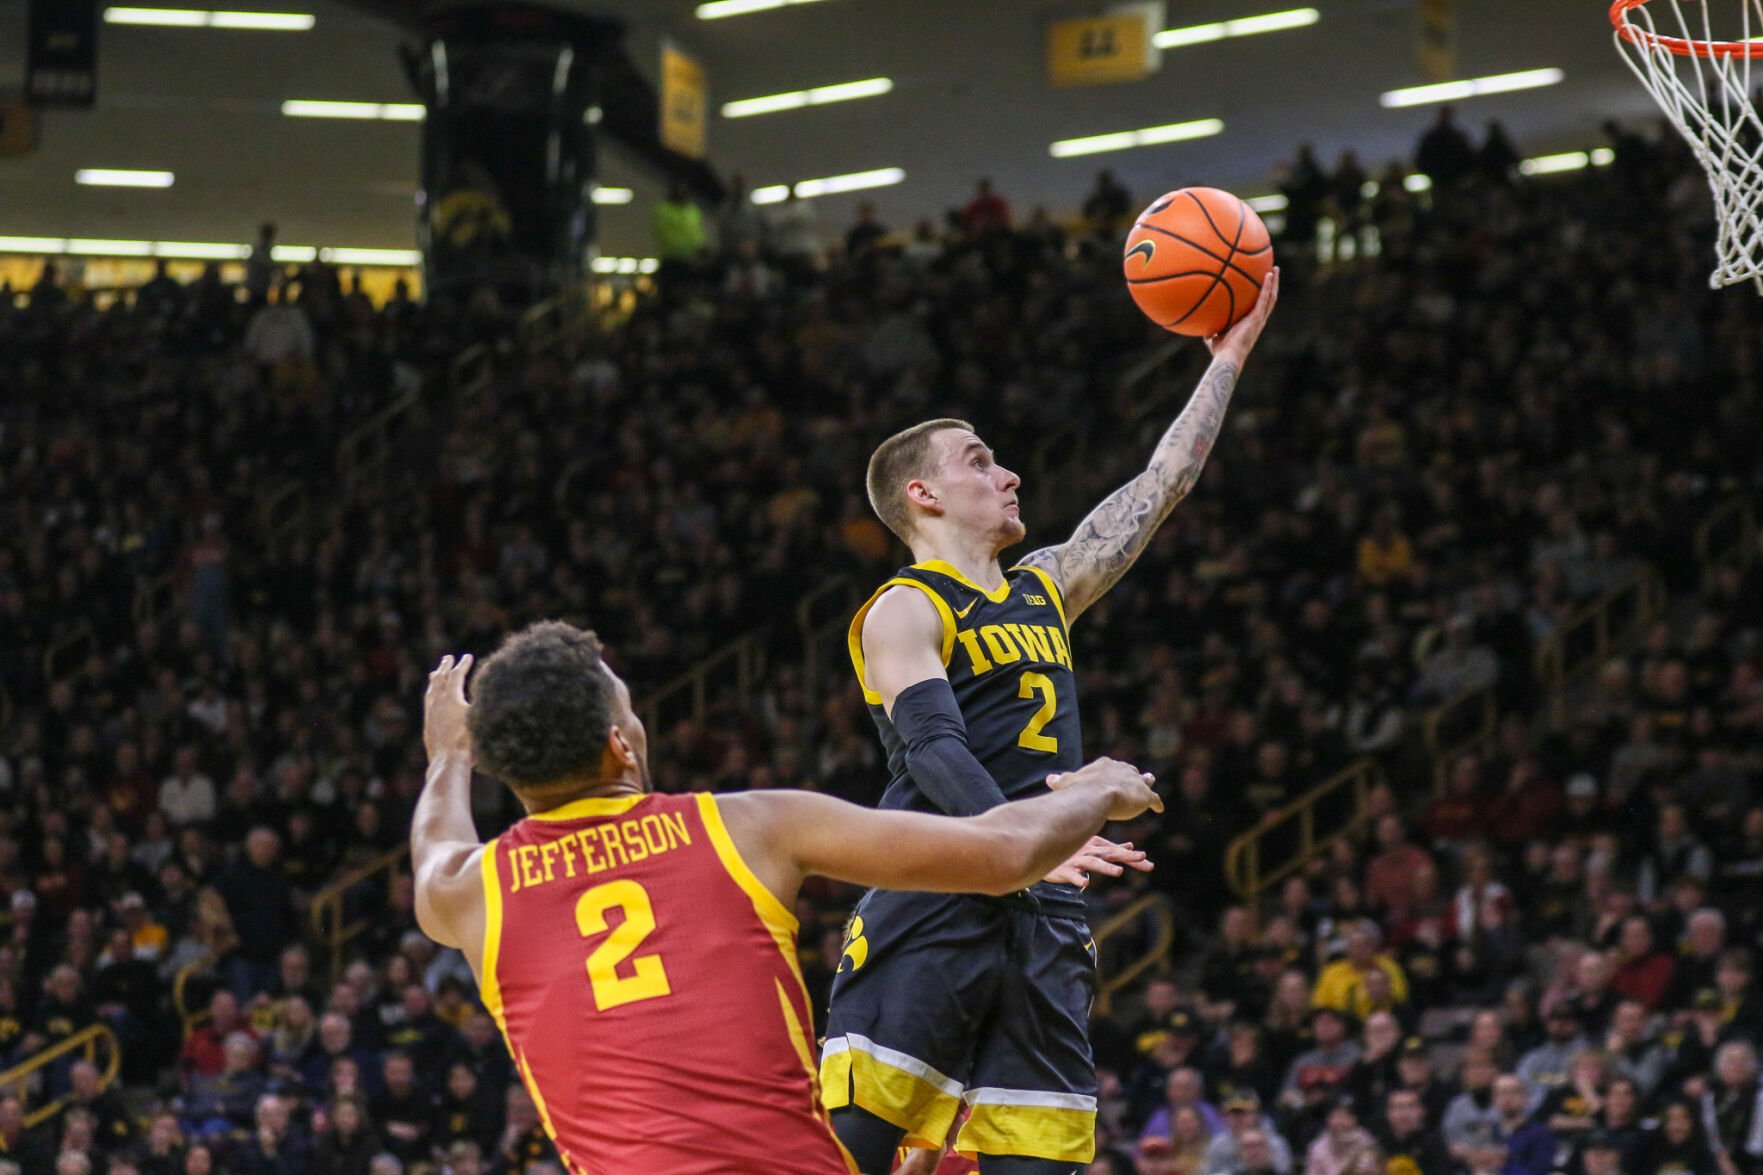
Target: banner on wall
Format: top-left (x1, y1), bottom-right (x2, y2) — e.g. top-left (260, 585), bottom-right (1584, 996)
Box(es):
top-left (26, 0), bottom-right (99, 108)
top-left (660, 42), bottom-right (707, 159)
top-left (1418, 0), bottom-right (1458, 81)
top-left (1047, 2), bottom-right (1162, 87)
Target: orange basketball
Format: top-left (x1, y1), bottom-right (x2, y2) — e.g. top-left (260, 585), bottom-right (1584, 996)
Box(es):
top-left (1123, 187), bottom-right (1274, 337)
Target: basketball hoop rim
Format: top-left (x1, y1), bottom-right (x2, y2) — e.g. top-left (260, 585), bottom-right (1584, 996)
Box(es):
top-left (1611, 0), bottom-right (1763, 58)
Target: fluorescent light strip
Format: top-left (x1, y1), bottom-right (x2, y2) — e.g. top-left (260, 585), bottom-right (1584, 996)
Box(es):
top-left (722, 77), bottom-right (892, 118)
top-left (155, 242), bottom-right (251, 259)
top-left (0, 237), bottom-right (409, 262)
top-left (282, 100), bottom-right (425, 121)
top-left (1246, 194), bottom-right (1289, 212)
top-left (1153, 8), bottom-right (1318, 49)
top-left (0, 237), bottom-right (70, 253)
top-left (1050, 118), bottom-right (1223, 158)
top-left (697, 0), bottom-right (827, 18)
top-left (750, 167), bottom-right (905, 204)
top-left (1519, 147), bottom-right (1617, 176)
top-left (69, 240), bottom-right (154, 256)
top-left (105, 7), bottom-right (314, 29)
top-left (1380, 68), bottom-right (1564, 108)
top-left (76, 169), bottom-right (175, 188)
top-left (321, 248), bottom-right (420, 266)
top-left (591, 257), bottom-right (660, 274)
top-left (591, 187), bottom-right (635, 205)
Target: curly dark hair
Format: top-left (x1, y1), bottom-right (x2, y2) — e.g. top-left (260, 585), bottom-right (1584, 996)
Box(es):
top-left (467, 621), bottom-right (613, 791)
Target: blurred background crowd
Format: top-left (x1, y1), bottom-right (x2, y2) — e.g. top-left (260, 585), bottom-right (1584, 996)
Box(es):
top-left (3, 111), bottom-right (1763, 1175)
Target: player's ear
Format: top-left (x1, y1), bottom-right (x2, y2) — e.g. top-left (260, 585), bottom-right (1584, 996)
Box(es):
top-left (606, 725), bottom-right (638, 770)
top-left (905, 478), bottom-right (940, 514)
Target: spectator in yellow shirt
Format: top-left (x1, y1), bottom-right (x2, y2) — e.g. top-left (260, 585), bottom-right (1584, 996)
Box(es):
top-left (1313, 921), bottom-right (1410, 1020)
top-left (1357, 504), bottom-right (1415, 586)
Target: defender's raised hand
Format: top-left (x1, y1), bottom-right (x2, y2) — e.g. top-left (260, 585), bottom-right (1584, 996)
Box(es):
top-left (1047, 757), bottom-right (1163, 822)
top-left (423, 653), bottom-right (474, 763)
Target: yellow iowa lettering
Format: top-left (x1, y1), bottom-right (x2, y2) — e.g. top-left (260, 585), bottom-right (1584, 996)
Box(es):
top-left (1009, 623), bottom-right (1054, 663)
top-left (1047, 625), bottom-right (1071, 668)
top-left (956, 629), bottom-right (992, 675)
top-left (979, 625), bottom-right (1022, 664)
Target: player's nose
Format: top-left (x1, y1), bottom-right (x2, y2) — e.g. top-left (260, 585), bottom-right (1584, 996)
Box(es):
top-left (998, 465), bottom-right (1021, 493)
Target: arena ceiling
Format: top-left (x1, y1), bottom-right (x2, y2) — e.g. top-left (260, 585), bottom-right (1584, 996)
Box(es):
top-left (0, 0), bottom-right (1670, 262)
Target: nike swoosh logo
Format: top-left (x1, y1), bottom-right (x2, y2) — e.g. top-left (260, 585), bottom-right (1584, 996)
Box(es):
top-left (955, 598), bottom-right (978, 619)
top-left (1125, 239), bottom-right (1155, 266)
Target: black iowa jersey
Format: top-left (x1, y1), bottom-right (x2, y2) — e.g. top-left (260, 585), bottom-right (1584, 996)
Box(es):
top-left (851, 558), bottom-right (1084, 812)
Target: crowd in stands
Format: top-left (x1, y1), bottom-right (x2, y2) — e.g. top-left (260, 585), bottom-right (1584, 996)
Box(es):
top-left (0, 105), bottom-right (1760, 1175)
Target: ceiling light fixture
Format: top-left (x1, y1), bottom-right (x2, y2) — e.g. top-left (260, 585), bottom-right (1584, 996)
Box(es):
top-left (591, 187), bottom-right (635, 205)
top-left (696, 0), bottom-right (829, 19)
top-left (750, 166), bottom-right (906, 203)
top-left (722, 77), bottom-right (893, 118)
top-left (282, 100), bottom-right (425, 121)
top-left (1153, 8), bottom-right (1319, 49)
top-left (1380, 68), bottom-right (1564, 108)
top-left (590, 257), bottom-right (660, 274)
top-left (104, 7), bottom-right (314, 29)
top-left (1049, 118), bottom-right (1224, 158)
top-left (0, 237), bottom-right (417, 264)
top-left (75, 169), bottom-right (175, 188)
top-left (1246, 194), bottom-right (1289, 212)
top-left (1519, 147), bottom-right (1617, 175)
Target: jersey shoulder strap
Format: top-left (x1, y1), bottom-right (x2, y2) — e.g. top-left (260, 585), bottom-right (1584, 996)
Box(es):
top-left (1007, 562), bottom-right (1071, 633)
top-left (847, 570), bottom-right (957, 706)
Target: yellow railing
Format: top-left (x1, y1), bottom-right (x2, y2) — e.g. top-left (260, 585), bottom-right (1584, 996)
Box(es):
top-left (636, 636), bottom-right (769, 736)
top-left (1694, 495), bottom-right (1756, 576)
top-left (0, 1024), bottom-right (120, 1129)
top-left (1223, 759), bottom-right (1387, 900)
top-left (311, 845), bottom-right (410, 986)
top-left (258, 478), bottom-right (309, 552)
top-left (1423, 684), bottom-right (1499, 794)
top-left (133, 569), bottom-right (178, 629)
top-left (1534, 564), bottom-right (1667, 729)
top-left (1093, 892), bottom-right (1177, 1014)
top-left (338, 388), bottom-right (419, 494)
top-left (796, 575), bottom-right (860, 699)
top-left (451, 341), bottom-right (495, 406)
top-left (172, 956), bottom-right (218, 1039)
top-left (43, 622), bottom-right (95, 685)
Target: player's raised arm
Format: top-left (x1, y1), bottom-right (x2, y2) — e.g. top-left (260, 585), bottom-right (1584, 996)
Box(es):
top-left (411, 655), bottom-right (487, 954)
top-left (862, 585), bottom-right (1011, 816)
top-left (1019, 268), bottom-right (1279, 621)
top-left (719, 758), bottom-right (1164, 899)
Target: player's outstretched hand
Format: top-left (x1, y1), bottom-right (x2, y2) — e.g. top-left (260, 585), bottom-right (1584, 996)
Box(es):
top-left (1041, 836), bottom-right (1153, 889)
top-left (423, 653), bottom-right (475, 764)
top-left (1046, 756), bottom-right (1163, 822)
top-left (1206, 265), bottom-right (1279, 364)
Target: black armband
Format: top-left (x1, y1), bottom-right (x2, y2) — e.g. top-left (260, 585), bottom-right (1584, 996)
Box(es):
top-left (891, 678), bottom-right (1010, 817)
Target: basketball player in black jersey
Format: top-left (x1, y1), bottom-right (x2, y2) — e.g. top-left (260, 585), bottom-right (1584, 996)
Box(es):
top-left (821, 271), bottom-right (1279, 1173)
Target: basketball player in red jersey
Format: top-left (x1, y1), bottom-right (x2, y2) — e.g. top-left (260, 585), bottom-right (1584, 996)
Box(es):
top-left (410, 622), bottom-right (1163, 1175)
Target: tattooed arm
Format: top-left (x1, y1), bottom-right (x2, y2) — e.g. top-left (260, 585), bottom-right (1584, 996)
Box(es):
top-left (1020, 269), bottom-right (1279, 621)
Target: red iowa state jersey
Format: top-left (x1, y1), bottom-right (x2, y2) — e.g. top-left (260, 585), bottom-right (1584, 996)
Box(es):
top-left (478, 791), bottom-right (855, 1175)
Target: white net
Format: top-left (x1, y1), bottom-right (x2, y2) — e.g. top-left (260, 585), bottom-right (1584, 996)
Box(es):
top-left (1612, 0), bottom-right (1763, 289)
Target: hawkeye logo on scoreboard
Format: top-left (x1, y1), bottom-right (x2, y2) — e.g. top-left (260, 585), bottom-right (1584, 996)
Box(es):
top-left (1047, 3), bottom-right (1163, 88)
